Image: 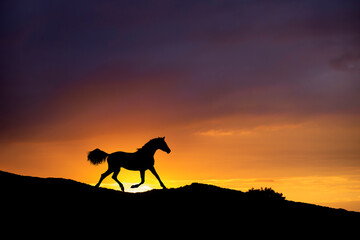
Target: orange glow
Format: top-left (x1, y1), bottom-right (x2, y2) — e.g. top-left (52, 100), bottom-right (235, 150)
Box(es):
top-left (1, 115), bottom-right (359, 211)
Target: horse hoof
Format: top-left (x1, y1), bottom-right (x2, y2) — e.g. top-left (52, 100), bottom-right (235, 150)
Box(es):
top-left (131, 184), bottom-right (139, 188)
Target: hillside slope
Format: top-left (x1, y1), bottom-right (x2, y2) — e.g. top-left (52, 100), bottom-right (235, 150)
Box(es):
top-left (1, 170), bottom-right (359, 232)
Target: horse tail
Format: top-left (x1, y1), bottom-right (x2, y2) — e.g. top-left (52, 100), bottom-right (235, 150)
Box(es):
top-left (87, 148), bottom-right (108, 165)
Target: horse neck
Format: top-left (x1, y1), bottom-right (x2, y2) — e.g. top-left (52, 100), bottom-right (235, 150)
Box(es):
top-left (138, 146), bottom-right (158, 157)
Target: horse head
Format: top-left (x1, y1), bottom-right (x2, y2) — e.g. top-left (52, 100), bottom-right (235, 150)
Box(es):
top-left (158, 137), bottom-right (171, 154)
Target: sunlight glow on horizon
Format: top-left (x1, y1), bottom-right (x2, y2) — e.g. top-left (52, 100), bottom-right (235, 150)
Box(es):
top-left (92, 174), bottom-right (360, 211)
top-left (1, 118), bottom-right (359, 212)
top-left (100, 183), bottom-right (153, 193)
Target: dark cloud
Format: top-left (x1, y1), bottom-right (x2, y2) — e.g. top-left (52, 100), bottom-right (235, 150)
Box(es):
top-left (330, 52), bottom-right (360, 71)
top-left (1, 0), bottom-right (359, 141)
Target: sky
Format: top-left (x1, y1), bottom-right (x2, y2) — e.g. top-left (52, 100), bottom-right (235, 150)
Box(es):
top-left (1, 0), bottom-right (360, 211)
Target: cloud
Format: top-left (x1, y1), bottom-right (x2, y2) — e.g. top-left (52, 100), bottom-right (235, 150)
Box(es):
top-left (197, 129), bottom-right (235, 137)
top-left (1, 0), bottom-right (360, 143)
top-left (330, 52), bottom-right (360, 71)
top-left (196, 123), bottom-right (306, 138)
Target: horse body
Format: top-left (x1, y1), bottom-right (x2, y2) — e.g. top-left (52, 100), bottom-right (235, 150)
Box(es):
top-left (108, 151), bottom-right (154, 171)
top-left (88, 137), bottom-right (170, 192)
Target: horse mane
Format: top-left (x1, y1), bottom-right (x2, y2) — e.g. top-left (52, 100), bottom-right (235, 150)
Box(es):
top-left (136, 137), bottom-right (162, 153)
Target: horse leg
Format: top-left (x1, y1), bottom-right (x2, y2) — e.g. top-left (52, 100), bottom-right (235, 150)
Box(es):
top-left (112, 169), bottom-right (124, 192)
top-left (131, 170), bottom-right (145, 188)
top-left (149, 166), bottom-right (166, 189)
top-left (95, 169), bottom-right (112, 188)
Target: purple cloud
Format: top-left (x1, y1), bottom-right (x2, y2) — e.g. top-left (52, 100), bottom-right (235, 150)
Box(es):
top-left (1, 0), bottom-right (359, 141)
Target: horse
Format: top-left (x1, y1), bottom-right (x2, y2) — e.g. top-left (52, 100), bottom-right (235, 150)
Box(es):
top-left (87, 137), bottom-right (171, 191)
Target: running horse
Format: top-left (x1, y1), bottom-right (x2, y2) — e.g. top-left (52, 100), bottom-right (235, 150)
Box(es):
top-left (88, 137), bottom-right (171, 191)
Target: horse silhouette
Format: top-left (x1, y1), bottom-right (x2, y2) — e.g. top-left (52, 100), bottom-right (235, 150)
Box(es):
top-left (88, 137), bottom-right (171, 191)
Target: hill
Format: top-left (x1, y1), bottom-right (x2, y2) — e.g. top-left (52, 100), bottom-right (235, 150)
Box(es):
top-left (1, 170), bottom-right (359, 234)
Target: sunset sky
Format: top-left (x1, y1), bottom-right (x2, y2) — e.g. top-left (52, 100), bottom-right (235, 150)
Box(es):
top-left (1, 0), bottom-right (360, 211)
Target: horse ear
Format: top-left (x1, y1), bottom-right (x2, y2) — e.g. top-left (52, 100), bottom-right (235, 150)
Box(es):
top-left (163, 136), bottom-right (165, 139)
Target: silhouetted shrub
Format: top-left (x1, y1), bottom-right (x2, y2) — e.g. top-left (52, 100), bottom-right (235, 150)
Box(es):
top-left (246, 187), bottom-right (286, 201)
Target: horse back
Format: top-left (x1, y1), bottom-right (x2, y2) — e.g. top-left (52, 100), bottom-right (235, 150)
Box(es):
top-left (107, 151), bottom-right (153, 171)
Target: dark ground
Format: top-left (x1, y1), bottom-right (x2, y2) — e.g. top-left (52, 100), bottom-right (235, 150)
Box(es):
top-left (1, 170), bottom-right (359, 236)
